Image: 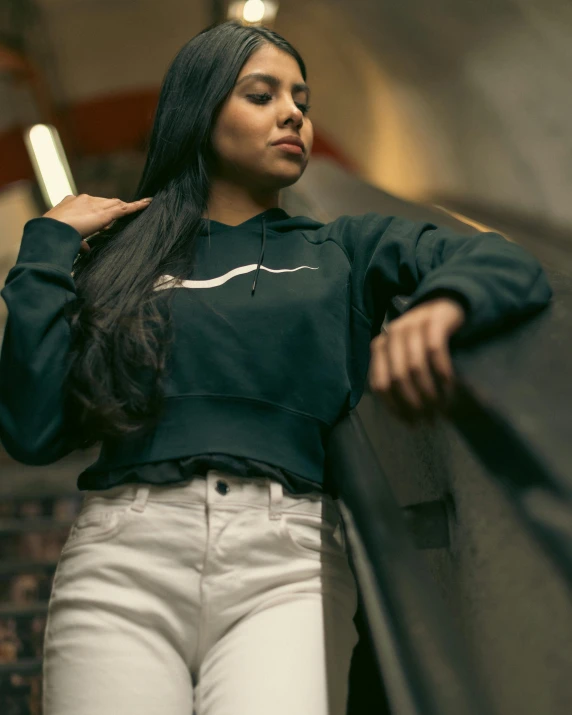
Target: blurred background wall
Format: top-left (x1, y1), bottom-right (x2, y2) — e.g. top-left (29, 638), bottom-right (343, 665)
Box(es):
top-left (2, 0), bottom-right (572, 248)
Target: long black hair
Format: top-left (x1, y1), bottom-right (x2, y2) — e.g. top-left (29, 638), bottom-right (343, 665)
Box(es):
top-left (65, 20), bottom-right (307, 447)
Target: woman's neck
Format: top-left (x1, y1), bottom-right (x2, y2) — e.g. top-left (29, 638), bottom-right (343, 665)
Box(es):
top-left (203, 182), bottom-right (280, 227)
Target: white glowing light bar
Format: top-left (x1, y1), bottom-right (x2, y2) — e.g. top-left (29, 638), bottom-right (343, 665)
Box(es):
top-left (227, 0), bottom-right (279, 25)
top-left (23, 123), bottom-right (77, 208)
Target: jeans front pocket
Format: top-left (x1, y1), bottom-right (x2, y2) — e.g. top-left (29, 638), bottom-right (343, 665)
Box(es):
top-left (60, 501), bottom-right (134, 555)
top-left (279, 510), bottom-right (347, 560)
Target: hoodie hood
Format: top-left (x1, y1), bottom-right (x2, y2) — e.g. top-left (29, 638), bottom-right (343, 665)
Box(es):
top-left (198, 208), bottom-right (324, 296)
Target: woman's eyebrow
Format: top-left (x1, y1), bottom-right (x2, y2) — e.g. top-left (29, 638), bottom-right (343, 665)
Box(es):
top-left (236, 72), bottom-right (311, 97)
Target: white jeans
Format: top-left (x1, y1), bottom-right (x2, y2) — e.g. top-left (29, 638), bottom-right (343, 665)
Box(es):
top-left (43, 471), bottom-right (360, 715)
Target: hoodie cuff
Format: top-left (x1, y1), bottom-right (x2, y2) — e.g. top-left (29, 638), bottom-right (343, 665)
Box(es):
top-left (408, 287), bottom-right (471, 319)
top-left (17, 216), bottom-right (83, 272)
top-left (407, 275), bottom-right (489, 340)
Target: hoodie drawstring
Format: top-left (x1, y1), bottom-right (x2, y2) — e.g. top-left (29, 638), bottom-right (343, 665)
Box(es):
top-left (251, 216), bottom-right (266, 296)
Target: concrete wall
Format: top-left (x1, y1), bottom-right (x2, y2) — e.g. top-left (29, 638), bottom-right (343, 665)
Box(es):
top-left (356, 391), bottom-right (572, 715)
top-left (277, 0), bottom-right (572, 234)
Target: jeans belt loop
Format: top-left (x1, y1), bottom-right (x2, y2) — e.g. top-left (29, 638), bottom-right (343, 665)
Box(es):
top-left (130, 485), bottom-right (151, 513)
top-left (268, 480), bottom-right (283, 521)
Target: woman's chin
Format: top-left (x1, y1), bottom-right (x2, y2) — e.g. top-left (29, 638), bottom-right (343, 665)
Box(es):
top-left (269, 165), bottom-right (308, 188)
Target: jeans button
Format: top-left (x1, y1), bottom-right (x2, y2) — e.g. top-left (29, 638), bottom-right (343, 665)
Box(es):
top-left (215, 480), bottom-right (229, 495)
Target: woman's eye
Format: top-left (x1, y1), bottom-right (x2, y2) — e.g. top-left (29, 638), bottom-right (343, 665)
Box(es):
top-left (248, 92), bottom-right (273, 103)
top-left (247, 93), bottom-right (311, 115)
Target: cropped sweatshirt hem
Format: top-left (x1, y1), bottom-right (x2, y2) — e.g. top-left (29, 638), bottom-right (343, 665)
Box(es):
top-left (76, 455), bottom-right (328, 497)
top-left (77, 394), bottom-right (332, 489)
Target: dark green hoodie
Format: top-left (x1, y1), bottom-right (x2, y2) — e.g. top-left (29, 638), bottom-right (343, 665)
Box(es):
top-left (0, 208), bottom-right (552, 494)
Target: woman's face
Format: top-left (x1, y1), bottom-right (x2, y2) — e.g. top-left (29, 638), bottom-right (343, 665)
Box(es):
top-left (210, 43), bottom-right (314, 192)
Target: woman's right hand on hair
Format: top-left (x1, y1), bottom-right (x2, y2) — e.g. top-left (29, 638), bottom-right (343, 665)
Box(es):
top-left (43, 193), bottom-right (153, 254)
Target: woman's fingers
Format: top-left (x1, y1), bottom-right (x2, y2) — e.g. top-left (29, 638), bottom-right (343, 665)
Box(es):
top-left (109, 197), bottom-right (153, 219)
top-left (369, 325), bottom-right (456, 421)
top-left (369, 298), bottom-right (466, 422)
top-left (44, 194), bottom-right (153, 239)
top-left (425, 321), bottom-right (457, 403)
top-left (97, 198), bottom-right (152, 236)
top-left (406, 327), bottom-right (441, 410)
top-left (386, 328), bottom-right (424, 417)
top-left (369, 336), bottom-right (403, 418)
top-left (370, 333), bottom-right (419, 421)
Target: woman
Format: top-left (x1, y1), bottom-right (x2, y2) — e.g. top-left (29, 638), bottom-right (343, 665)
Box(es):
top-left (0, 20), bottom-right (552, 715)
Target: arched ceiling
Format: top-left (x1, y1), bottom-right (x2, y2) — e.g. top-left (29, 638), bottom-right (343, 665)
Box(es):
top-left (1, 0), bottom-right (571, 234)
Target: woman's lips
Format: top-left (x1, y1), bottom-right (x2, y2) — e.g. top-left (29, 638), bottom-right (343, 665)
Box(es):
top-left (273, 143), bottom-right (304, 155)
